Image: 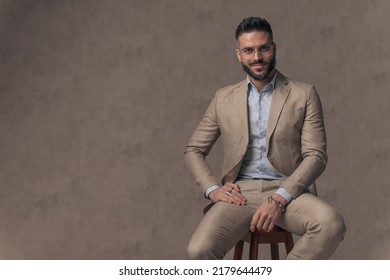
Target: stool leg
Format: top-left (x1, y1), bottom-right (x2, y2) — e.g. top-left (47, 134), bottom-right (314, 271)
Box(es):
top-left (249, 232), bottom-right (259, 260)
top-left (233, 240), bottom-right (244, 260)
top-left (284, 232), bottom-right (294, 254)
top-left (270, 243), bottom-right (280, 260)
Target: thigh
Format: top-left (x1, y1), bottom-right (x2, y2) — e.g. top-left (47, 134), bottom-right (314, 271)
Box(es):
top-left (190, 201), bottom-right (255, 254)
top-left (277, 192), bottom-right (340, 236)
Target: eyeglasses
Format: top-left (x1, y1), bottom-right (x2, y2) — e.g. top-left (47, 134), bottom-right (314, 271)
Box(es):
top-left (238, 43), bottom-right (274, 59)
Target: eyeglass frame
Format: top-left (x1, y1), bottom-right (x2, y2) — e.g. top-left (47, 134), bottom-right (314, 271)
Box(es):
top-left (237, 42), bottom-right (275, 59)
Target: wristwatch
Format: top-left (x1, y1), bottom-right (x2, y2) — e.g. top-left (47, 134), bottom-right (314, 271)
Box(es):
top-left (268, 196), bottom-right (286, 212)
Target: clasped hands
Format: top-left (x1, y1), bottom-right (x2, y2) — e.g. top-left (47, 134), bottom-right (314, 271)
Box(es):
top-left (208, 182), bottom-right (286, 232)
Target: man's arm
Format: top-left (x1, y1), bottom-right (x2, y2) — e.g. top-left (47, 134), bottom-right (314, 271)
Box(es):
top-left (184, 94), bottom-right (247, 205)
top-left (279, 86), bottom-right (328, 198)
top-left (184, 95), bottom-right (221, 193)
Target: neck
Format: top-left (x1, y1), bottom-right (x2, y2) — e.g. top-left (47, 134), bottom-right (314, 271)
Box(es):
top-left (249, 69), bottom-right (276, 91)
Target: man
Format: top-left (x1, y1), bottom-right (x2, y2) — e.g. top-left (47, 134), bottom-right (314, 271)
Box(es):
top-left (184, 17), bottom-right (346, 259)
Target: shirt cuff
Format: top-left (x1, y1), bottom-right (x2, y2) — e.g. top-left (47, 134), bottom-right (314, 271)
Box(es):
top-left (204, 184), bottom-right (220, 199)
top-left (275, 187), bottom-right (293, 203)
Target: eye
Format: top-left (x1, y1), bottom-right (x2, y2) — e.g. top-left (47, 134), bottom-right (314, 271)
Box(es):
top-left (260, 45), bottom-right (271, 52)
top-left (242, 48), bottom-right (254, 54)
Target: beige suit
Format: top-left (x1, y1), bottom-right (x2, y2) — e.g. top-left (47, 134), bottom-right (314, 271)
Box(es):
top-left (185, 72), bottom-right (346, 259)
top-left (185, 72), bottom-right (326, 197)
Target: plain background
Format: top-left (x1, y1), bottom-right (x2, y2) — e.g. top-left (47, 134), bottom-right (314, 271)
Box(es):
top-left (0, 0), bottom-right (389, 259)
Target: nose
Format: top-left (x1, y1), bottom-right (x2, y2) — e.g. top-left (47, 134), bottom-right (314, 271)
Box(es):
top-left (253, 49), bottom-right (263, 60)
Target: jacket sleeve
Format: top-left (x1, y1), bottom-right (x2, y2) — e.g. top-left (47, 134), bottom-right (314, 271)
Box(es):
top-left (281, 86), bottom-right (328, 198)
top-left (184, 94), bottom-right (221, 193)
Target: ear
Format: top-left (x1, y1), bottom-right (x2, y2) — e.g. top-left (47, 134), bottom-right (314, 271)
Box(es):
top-left (235, 48), bottom-right (242, 63)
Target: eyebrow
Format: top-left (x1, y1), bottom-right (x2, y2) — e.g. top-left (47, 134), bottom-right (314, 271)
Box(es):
top-left (239, 43), bottom-right (273, 50)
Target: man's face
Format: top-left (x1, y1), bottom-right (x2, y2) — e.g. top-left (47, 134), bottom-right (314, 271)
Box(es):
top-left (235, 31), bottom-right (276, 81)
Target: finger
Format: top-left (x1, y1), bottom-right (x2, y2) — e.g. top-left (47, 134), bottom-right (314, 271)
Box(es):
top-left (261, 219), bottom-right (272, 232)
top-left (223, 187), bottom-right (233, 197)
top-left (231, 189), bottom-right (246, 200)
top-left (250, 219), bottom-right (256, 232)
top-left (220, 188), bottom-right (236, 203)
top-left (211, 187), bottom-right (233, 203)
top-left (233, 187), bottom-right (245, 203)
top-left (222, 184), bottom-right (246, 205)
top-left (250, 212), bottom-right (261, 232)
top-left (256, 215), bottom-right (267, 232)
top-left (232, 183), bottom-right (241, 192)
top-left (224, 192), bottom-right (244, 205)
top-left (226, 182), bottom-right (240, 191)
top-left (230, 194), bottom-right (245, 205)
top-left (222, 185), bottom-right (233, 195)
top-left (234, 184), bottom-right (241, 191)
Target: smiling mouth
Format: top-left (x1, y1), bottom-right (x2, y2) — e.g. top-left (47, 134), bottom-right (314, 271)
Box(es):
top-left (251, 64), bottom-right (266, 70)
top-left (249, 62), bottom-right (267, 67)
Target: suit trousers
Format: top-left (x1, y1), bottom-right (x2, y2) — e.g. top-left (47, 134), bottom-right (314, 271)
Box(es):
top-left (187, 179), bottom-right (346, 259)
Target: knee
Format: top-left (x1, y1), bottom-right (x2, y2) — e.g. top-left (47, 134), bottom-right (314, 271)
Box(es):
top-left (187, 239), bottom-right (222, 260)
top-left (187, 242), bottom-right (205, 260)
top-left (316, 211), bottom-right (347, 240)
top-left (187, 241), bottom-right (208, 260)
top-left (331, 212), bottom-right (347, 240)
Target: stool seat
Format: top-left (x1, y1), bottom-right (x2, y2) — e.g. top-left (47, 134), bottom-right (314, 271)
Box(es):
top-left (233, 226), bottom-right (294, 260)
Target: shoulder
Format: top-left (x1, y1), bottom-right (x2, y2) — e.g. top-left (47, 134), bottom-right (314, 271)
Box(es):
top-left (278, 72), bottom-right (320, 100)
top-left (215, 79), bottom-right (246, 97)
top-left (288, 79), bottom-right (314, 91)
top-left (278, 72), bottom-right (314, 92)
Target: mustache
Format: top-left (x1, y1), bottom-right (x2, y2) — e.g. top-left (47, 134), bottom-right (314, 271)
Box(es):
top-left (248, 60), bottom-right (267, 66)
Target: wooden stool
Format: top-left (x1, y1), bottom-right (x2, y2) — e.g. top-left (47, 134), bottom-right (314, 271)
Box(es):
top-left (233, 226), bottom-right (294, 260)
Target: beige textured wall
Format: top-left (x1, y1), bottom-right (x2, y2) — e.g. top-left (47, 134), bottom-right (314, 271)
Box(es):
top-left (0, 0), bottom-right (389, 259)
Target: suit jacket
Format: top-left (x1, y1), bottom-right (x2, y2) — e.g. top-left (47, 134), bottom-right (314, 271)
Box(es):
top-left (184, 72), bottom-right (327, 198)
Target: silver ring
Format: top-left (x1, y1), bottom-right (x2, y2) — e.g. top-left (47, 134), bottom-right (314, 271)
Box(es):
top-left (225, 189), bottom-right (232, 196)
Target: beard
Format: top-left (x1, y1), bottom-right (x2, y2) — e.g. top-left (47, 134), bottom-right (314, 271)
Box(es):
top-left (241, 55), bottom-right (276, 81)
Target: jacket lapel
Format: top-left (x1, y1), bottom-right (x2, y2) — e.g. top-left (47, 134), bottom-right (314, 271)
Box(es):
top-left (266, 73), bottom-right (291, 147)
top-left (234, 80), bottom-right (249, 146)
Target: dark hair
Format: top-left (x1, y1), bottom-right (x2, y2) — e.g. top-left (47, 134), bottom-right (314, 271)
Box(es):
top-left (235, 17), bottom-right (273, 41)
